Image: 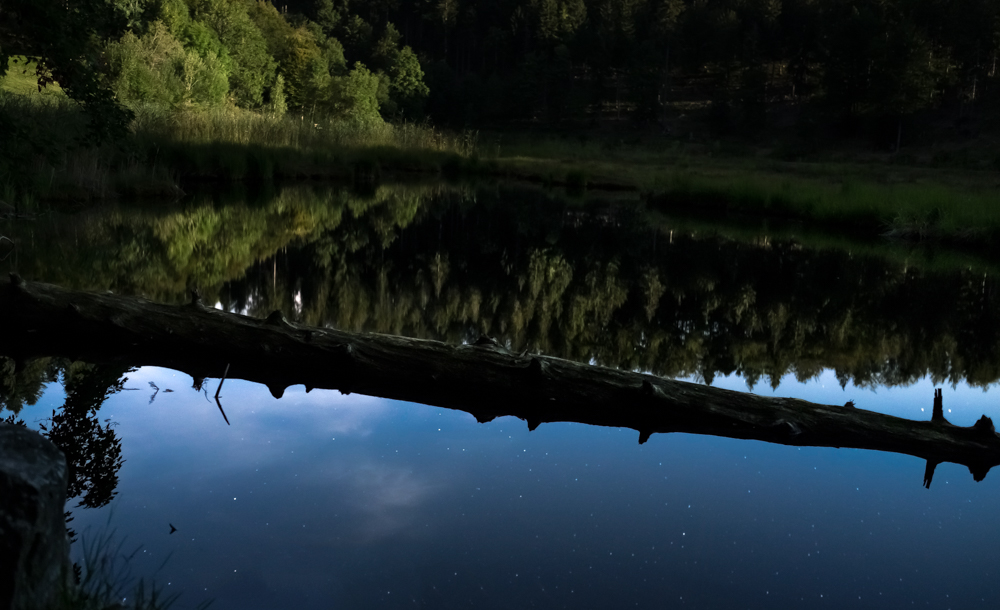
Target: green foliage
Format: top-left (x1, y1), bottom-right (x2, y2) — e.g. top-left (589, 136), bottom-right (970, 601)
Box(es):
top-left (0, 357), bottom-right (58, 415)
top-left (388, 46), bottom-right (429, 114)
top-left (106, 21), bottom-right (228, 108)
top-left (0, 56), bottom-right (66, 97)
top-left (158, 0), bottom-right (192, 33)
top-left (0, 0), bottom-right (135, 142)
top-left (314, 0), bottom-right (346, 33)
top-left (267, 73), bottom-right (288, 115)
top-left (282, 26), bottom-right (335, 110)
top-left (370, 24), bottom-right (429, 118)
top-left (4, 0), bottom-right (1000, 140)
top-left (186, 0), bottom-right (277, 107)
top-left (332, 62), bottom-right (383, 125)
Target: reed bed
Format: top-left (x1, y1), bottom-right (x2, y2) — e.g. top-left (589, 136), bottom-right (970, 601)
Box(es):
top-left (4, 92), bottom-right (1000, 250)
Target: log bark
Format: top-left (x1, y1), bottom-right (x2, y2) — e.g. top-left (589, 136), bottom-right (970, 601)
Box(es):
top-left (2, 274), bottom-right (999, 486)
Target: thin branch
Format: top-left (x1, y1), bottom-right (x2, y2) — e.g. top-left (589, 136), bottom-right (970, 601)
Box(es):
top-left (214, 364), bottom-right (231, 425)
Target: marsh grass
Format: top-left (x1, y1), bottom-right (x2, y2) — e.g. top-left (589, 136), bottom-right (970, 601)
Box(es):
top-left (494, 148), bottom-right (1000, 247)
top-left (649, 208), bottom-right (1000, 275)
top-left (0, 95), bottom-right (491, 200)
top-left (649, 170), bottom-right (1000, 234)
top-left (129, 105), bottom-right (480, 178)
top-left (52, 519), bottom-right (209, 610)
top-left (5, 91), bottom-right (1000, 247)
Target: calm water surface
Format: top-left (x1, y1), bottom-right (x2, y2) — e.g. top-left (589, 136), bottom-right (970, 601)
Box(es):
top-left (3, 183), bottom-right (1000, 608)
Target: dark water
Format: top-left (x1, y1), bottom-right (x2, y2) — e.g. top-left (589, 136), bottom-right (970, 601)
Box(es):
top-left (3, 183), bottom-right (1000, 608)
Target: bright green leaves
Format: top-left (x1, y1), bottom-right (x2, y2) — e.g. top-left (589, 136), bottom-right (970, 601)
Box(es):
top-left (331, 62), bottom-right (383, 125)
top-left (106, 21), bottom-right (229, 107)
top-left (281, 27), bottom-right (335, 110)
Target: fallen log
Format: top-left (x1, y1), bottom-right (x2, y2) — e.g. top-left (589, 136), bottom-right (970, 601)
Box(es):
top-left (2, 274), bottom-right (998, 487)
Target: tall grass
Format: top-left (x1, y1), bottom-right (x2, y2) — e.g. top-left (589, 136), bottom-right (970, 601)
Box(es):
top-left (489, 132), bottom-right (1000, 241)
top-left (648, 169), bottom-right (1000, 236)
top-left (5, 91), bottom-right (1000, 248)
top-left (1, 94), bottom-right (482, 199)
top-left (129, 104), bottom-right (473, 152)
top-left (52, 520), bottom-right (209, 610)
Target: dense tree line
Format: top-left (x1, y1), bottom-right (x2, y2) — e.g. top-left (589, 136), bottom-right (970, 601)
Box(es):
top-left (340, 0), bottom-right (1000, 137)
top-left (3, 0), bottom-right (999, 138)
top-left (1, 0), bottom-right (431, 130)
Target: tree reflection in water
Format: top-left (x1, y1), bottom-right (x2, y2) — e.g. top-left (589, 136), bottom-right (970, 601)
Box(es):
top-left (2, 181), bottom-right (1000, 541)
top-left (2, 360), bottom-right (128, 539)
top-left (3, 183), bottom-right (999, 390)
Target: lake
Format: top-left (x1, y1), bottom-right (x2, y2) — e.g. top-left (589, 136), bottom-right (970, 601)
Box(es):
top-left (3, 182), bottom-right (1000, 609)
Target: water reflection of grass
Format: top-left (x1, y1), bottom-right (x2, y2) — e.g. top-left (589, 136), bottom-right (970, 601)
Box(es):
top-left (648, 209), bottom-right (1000, 275)
top-left (56, 522), bottom-right (196, 610)
top-left (471, 135), bottom-right (1000, 249)
top-left (501, 155), bottom-right (1000, 245)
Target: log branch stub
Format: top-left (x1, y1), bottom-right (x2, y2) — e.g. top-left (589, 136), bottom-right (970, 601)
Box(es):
top-left (268, 384), bottom-right (286, 400)
top-left (473, 335), bottom-right (499, 348)
top-left (641, 379), bottom-right (666, 402)
top-left (932, 388), bottom-right (947, 424)
top-left (528, 357), bottom-right (549, 381)
top-left (970, 463), bottom-right (991, 482)
top-left (923, 460), bottom-right (939, 489)
top-left (974, 416), bottom-right (996, 435)
top-left (265, 309), bottom-right (291, 328)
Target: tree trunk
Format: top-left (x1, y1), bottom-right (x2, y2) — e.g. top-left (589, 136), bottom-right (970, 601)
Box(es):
top-left (3, 275), bottom-right (999, 486)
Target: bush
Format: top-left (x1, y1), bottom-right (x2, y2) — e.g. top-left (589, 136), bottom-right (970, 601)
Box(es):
top-left (106, 21), bottom-right (228, 108)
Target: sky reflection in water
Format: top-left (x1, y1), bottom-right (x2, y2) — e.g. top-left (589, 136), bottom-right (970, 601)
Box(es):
top-left (16, 368), bottom-right (1000, 609)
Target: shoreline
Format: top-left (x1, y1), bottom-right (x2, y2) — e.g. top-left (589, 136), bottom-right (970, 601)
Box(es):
top-left (3, 99), bottom-right (999, 256)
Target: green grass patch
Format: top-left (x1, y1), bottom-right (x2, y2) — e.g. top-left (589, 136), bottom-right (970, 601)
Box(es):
top-left (484, 135), bottom-right (1000, 248)
top-left (1, 56), bottom-right (65, 97)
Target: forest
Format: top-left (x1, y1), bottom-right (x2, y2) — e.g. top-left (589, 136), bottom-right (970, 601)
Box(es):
top-left (3, 0), bottom-right (1000, 141)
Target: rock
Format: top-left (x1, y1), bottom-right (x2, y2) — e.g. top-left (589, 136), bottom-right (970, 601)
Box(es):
top-left (0, 423), bottom-right (71, 610)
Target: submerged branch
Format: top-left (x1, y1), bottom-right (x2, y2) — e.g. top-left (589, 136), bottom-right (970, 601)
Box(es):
top-left (2, 274), bottom-right (999, 485)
